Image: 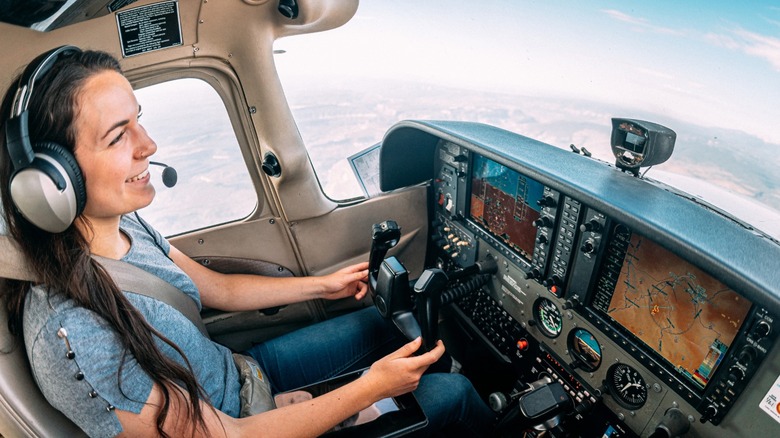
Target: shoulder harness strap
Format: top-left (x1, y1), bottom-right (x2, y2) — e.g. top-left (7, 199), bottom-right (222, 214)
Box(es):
top-left (0, 235), bottom-right (209, 338)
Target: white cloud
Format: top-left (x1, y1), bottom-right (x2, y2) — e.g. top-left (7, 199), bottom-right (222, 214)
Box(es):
top-left (633, 66), bottom-right (677, 81)
top-left (706, 28), bottom-right (780, 72)
top-left (602, 9), bottom-right (683, 35)
top-left (733, 28), bottom-right (780, 71)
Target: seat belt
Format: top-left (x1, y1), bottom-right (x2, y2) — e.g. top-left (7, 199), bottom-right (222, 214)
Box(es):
top-left (0, 235), bottom-right (209, 338)
top-left (93, 256), bottom-right (210, 338)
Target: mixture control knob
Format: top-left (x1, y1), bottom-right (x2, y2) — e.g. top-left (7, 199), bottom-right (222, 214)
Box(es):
top-left (488, 392), bottom-right (509, 413)
top-left (579, 219), bottom-right (602, 233)
top-left (537, 196), bottom-right (557, 208)
top-left (533, 217), bottom-right (553, 228)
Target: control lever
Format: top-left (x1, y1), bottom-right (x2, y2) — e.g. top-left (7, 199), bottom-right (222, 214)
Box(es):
top-left (413, 268), bottom-right (449, 352)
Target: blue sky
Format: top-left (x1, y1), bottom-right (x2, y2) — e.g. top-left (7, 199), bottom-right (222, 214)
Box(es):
top-left (276, 0), bottom-right (780, 145)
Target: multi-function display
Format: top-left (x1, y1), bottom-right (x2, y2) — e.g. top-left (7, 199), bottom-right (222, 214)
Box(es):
top-left (592, 224), bottom-right (753, 390)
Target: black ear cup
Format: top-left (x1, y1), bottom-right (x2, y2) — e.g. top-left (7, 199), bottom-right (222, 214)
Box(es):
top-left (8, 141), bottom-right (85, 233)
top-left (5, 45), bottom-right (84, 233)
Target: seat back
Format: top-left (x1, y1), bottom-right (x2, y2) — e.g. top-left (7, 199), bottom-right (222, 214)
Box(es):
top-left (0, 289), bottom-right (88, 437)
top-left (0, 236), bottom-right (86, 437)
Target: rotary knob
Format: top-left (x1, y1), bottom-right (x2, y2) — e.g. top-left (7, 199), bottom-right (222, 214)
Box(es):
top-left (699, 404), bottom-right (718, 424)
top-left (752, 320), bottom-right (771, 338)
top-left (542, 275), bottom-right (561, 288)
top-left (579, 219), bottom-right (602, 233)
top-left (525, 268), bottom-right (541, 280)
top-left (534, 216), bottom-right (553, 228)
top-left (737, 346), bottom-right (757, 367)
top-left (580, 239), bottom-right (595, 254)
top-left (728, 365), bottom-right (746, 383)
top-left (537, 196), bottom-right (557, 208)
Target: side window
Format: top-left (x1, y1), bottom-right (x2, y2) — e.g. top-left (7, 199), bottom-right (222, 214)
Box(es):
top-left (134, 79), bottom-right (256, 236)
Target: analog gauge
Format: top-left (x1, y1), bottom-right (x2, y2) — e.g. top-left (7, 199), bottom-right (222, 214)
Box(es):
top-left (606, 363), bottom-right (648, 410)
top-left (533, 297), bottom-right (563, 338)
top-left (567, 328), bottom-right (602, 371)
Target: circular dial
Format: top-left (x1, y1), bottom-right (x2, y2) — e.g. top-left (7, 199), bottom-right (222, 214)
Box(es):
top-left (567, 328), bottom-right (602, 371)
top-left (533, 298), bottom-right (563, 338)
top-left (607, 363), bottom-right (648, 410)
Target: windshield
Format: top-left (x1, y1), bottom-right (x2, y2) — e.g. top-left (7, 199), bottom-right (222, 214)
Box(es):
top-left (276, 0), bottom-right (780, 238)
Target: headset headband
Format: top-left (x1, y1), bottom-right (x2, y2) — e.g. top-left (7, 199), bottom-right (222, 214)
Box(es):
top-left (6, 45), bottom-right (82, 171)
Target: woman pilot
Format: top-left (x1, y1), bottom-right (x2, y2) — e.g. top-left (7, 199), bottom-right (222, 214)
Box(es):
top-left (0, 46), bottom-right (495, 437)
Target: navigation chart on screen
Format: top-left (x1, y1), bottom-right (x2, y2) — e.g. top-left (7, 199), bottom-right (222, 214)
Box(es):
top-left (606, 232), bottom-right (752, 388)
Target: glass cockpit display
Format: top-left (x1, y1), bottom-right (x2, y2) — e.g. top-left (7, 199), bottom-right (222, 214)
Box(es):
top-left (468, 155), bottom-right (545, 263)
top-left (592, 225), bottom-right (753, 390)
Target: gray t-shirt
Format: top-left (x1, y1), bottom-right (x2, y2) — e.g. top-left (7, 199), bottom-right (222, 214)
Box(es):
top-left (23, 214), bottom-right (241, 437)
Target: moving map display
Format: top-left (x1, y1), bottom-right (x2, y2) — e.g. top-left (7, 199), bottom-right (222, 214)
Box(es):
top-left (469, 155), bottom-right (544, 263)
top-left (592, 225), bottom-right (753, 390)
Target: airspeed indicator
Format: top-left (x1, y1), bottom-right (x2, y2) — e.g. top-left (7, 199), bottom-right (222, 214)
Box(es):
top-left (533, 297), bottom-right (563, 338)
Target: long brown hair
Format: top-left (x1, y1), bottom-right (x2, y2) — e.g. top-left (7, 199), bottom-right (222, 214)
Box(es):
top-left (1, 50), bottom-right (210, 437)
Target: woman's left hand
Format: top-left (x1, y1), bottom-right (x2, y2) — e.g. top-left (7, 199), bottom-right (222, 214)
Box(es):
top-left (318, 262), bottom-right (369, 301)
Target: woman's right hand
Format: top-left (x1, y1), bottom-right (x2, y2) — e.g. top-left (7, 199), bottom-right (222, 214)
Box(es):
top-left (117, 338), bottom-right (447, 437)
top-left (362, 337), bottom-right (446, 400)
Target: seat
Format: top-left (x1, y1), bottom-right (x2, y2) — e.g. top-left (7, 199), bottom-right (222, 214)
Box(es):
top-left (0, 235), bottom-right (85, 437)
top-left (0, 235), bottom-right (422, 437)
top-left (1, 280), bottom-right (87, 437)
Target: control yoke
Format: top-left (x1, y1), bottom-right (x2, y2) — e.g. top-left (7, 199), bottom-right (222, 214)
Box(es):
top-left (368, 221), bottom-right (420, 342)
top-left (368, 220), bottom-right (497, 352)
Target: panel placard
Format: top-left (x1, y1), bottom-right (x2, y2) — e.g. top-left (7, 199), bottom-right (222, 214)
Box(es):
top-left (116, 0), bottom-right (182, 57)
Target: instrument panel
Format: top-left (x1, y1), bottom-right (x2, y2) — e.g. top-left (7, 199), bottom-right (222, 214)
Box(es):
top-left (415, 130), bottom-right (780, 437)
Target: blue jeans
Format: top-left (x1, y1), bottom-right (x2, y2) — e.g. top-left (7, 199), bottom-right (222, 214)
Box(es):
top-left (244, 307), bottom-right (496, 436)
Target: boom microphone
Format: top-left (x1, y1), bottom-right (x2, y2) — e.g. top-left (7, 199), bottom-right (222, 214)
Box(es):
top-left (149, 161), bottom-right (178, 188)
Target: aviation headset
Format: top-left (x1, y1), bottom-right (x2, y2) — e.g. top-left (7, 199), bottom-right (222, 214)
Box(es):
top-left (5, 45), bottom-right (86, 233)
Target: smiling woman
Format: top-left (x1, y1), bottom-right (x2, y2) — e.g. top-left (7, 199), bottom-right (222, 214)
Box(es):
top-left (1, 1), bottom-right (780, 437)
top-left (0, 36), bottom-right (494, 438)
top-left (73, 70), bottom-right (158, 241)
